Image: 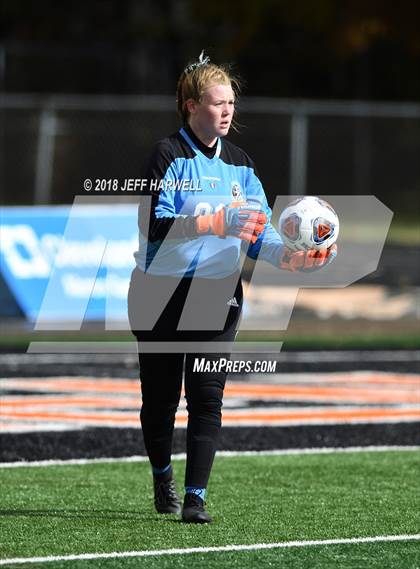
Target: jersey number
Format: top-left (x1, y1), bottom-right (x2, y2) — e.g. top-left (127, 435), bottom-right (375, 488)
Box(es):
top-left (194, 202), bottom-right (225, 216)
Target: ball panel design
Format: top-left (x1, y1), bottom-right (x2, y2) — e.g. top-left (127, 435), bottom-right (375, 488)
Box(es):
top-left (278, 197), bottom-right (339, 251)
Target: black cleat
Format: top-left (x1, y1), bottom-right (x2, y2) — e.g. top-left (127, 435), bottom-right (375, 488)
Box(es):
top-left (182, 493), bottom-right (213, 524)
top-left (153, 476), bottom-right (182, 514)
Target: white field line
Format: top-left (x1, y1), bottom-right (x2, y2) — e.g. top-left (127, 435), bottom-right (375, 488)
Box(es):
top-left (0, 446), bottom-right (418, 469)
top-left (0, 534), bottom-right (419, 566)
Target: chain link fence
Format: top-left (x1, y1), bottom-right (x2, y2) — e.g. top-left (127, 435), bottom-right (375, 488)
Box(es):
top-left (1, 95), bottom-right (419, 215)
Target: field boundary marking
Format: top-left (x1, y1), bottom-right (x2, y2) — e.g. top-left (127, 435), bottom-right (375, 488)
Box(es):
top-left (0, 445), bottom-right (419, 468)
top-left (0, 534), bottom-right (419, 565)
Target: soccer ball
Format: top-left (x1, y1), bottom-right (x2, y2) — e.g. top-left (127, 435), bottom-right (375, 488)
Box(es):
top-left (278, 196), bottom-right (339, 252)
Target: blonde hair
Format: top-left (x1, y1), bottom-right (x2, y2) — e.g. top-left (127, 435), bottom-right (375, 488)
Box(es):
top-left (176, 52), bottom-right (241, 126)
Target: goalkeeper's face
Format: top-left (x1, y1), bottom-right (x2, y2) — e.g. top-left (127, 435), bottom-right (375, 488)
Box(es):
top-left (189, 83), bottom-right (235, 142)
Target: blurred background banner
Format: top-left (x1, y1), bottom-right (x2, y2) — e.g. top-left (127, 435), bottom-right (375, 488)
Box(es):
top-left (0, 205), bottom-right (137, 322)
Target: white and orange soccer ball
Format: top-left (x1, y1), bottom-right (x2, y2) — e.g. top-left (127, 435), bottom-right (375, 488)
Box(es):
top-left (278, 196), bottom-right (339, 252)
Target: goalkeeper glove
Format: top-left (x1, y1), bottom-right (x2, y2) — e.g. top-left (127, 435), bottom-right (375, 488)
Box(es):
top-left (196, 202), bottom-right (267, 244)
top-left (280, 244), bottom-right (337, 272)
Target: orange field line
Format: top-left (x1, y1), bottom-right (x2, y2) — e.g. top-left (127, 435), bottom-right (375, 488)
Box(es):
top-left (220, 408), bottom-right (420, 422)
top-left (224, 386), bottom-right (419, 404)
top-left (2, 373), bottom-right (419, 394)
top-left (1, 397), bottom-right (138, 408)
top-left (2, 383), bottom-right (417, 405)
top-left (1, 407), bottom-right (419, 425)
top-left (1, 379), bottom-right (140, 393)
top-left (225, 383), bottom-right (419, 394)
top-left (1, 391), bottom-right (419, 406)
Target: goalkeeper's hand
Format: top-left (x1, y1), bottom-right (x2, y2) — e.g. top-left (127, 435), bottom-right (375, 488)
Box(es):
top-left (196, 201), bottom-right (267, 243)
top-left (280, 244), bottom-right (337, 272)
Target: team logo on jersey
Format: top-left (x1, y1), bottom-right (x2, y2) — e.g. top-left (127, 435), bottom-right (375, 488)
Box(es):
top-left (202, 176), bottom-right (220, 190)
top-left (231, 181), bottom-right (243, 201)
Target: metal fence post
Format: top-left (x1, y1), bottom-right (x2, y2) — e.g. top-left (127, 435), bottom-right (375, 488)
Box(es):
top-left (289, 112), bottom-right (308, 195)
top-left (34, 106), bottom-right (57, 204)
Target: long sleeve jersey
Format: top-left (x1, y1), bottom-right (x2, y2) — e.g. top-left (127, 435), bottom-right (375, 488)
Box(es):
top-left (134, 126), bottom-right (285, 278)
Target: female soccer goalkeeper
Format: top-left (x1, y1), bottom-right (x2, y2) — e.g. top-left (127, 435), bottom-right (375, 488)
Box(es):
top-left (128, 51), bottom-right (336, 524)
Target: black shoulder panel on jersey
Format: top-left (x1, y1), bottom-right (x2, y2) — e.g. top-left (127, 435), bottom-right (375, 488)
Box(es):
top-left (139, 132), bottom-right (198, 242)
top-left (138, 133), bottom-right (262, 244)
top-left (219, 138), bottom-right (261, 178)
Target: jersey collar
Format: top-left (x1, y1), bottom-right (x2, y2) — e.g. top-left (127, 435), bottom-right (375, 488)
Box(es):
top-left (179, 127), bottom-right (222, 160)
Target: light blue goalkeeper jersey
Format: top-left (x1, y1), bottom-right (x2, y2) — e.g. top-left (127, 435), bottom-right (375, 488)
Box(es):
top-left (134, 126), bottom-right (284, 278)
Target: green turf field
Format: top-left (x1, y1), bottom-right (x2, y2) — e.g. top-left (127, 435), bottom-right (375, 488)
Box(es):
top-left (1, 450), bottom-right (419, 568)
top-left (1, 330), bottom-right (419, 350)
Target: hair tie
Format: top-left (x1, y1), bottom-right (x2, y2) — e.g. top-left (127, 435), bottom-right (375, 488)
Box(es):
top-left (184, 50), bottom-right (210, 74)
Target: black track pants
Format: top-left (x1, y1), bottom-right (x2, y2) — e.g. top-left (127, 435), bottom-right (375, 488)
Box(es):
top-left (128, 268), bottom-right (242, 488)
